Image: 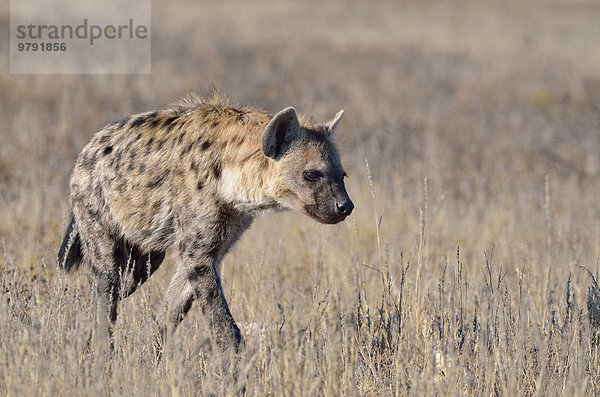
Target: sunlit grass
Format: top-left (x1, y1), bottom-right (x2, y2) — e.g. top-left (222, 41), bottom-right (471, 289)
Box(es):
top-left (2, 0), bottom-right (600, 394)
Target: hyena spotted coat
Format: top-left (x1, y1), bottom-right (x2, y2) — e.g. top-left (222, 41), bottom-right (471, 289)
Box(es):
top-left (58, 92), bottom-right (354, 352)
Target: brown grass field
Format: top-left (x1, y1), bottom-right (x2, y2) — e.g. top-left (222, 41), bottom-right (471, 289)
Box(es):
top-left (2, 0), bottom-right (600, 395)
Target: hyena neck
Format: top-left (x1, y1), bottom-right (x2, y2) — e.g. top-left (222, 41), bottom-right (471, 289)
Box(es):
top-left (217, 154), bottom-right (285, 216)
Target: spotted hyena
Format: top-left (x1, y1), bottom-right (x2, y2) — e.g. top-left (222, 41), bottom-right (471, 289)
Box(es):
top-left (57, 92), bottom-right (353, 352)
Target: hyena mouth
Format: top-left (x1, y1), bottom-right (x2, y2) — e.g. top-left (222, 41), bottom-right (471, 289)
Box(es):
top-left (303, 205), bottom-right (348, 225)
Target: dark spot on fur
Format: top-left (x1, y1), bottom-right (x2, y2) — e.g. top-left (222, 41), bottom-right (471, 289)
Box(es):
top-left (103, 146), bottom-right (113, 155)
top-left (89, 263), bottom-right (106, 279)
top-left (157, 139), bottom-right (165, 151)
top-left (190, 161), bottom-right (197, 172)
top-left (206, 286), bottom-right (219, 303)
top-left (233, 135), bottom-right (245, 147)
top-left (188, 265), bottom-right (211, 281)
top-left (201, 141), bottom-right (211, 151)
top-left (212, 162), bottom-right (221, 179)
top-left (114, 150), bottom-right (123, 170)
top-left (190, 239), bottom-right (201, 252)
top-left (187, 230), bottom-right (222, 257)
top-left (196, 180), bottom-right (204, 190)
top-left (145, 138), bottom-right (154, 155)
top-left (151, 200), bottom-right (163, 214)
top-left (180, 120), bottom-right (188, 131)
top-left (211, 120), bottom-right (220, 128)
top-left (134, 133), bottom-right (142, 142)
top-left (181, 142), bottom-right (194, 156)
top-left (180, 298), bottom-right (194, 317)
top-left (124, 140), bottom-right (134, 153)
top-left (79, 152), bottom-right (96, 169)
top-left (94, 246), bottom-right (102, 260)
top-left (71, 194), bottom-right (84, 205)
top-left (139, 163), bottom-right (146, 173)
top-left (177, 133), bottom-right (185, 145)
top-left (164, 116), bottom-right (178, 127)
top-left (131, 116), bottom-right (146, 129)
top-left (165, 121), bottom-right (178, 133)
top-left (150, 118), bottom-right (161, 128)
top-left (147, 170), bottom-right (169, 189)
top-left (112, 116), bottom-right (130, 128)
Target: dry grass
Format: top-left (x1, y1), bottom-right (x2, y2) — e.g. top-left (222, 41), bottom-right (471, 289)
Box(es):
top-left (2, 0), bottom-right (600, 395)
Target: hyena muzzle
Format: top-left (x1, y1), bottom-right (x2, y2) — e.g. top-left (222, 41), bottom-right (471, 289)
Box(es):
top-left (57, 92), bottom-right (353, 353)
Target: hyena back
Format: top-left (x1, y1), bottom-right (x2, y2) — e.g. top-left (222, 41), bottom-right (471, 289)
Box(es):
top-left (58, 92), bottom-right (353, 352)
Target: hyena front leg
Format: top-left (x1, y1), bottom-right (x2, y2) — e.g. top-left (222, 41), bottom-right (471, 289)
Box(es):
top-left (187, 258), bottom-right (243, 351)
top-left (156, 251), bottom-right (242, 353)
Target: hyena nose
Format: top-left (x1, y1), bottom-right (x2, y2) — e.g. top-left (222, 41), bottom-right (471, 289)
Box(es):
top-left (335, 199), bottom-right (354, 216)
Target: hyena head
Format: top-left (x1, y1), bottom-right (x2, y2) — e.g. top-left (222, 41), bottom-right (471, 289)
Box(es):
top-left (262, 107), bottom-right (354, 224)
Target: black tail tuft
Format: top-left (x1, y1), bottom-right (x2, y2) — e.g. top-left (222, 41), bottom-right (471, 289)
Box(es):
top-left (57, 211), bottom-right (83, 272)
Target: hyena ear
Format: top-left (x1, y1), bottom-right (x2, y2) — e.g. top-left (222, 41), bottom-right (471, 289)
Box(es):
top-left (326, 109), bottom-right (344, 137)
top-left (262, 107), bottom-right (301, 160)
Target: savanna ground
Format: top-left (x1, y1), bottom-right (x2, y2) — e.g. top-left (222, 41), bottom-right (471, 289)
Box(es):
top-left (2, 0), bottom-right (600, 395)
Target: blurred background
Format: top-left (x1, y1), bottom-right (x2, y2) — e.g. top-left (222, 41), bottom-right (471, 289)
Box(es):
top-left (2, 0), bottom-right (600, 268)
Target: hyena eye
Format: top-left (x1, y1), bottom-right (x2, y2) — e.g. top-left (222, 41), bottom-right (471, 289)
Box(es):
top-left (303, 170), bottom-right (324, 182)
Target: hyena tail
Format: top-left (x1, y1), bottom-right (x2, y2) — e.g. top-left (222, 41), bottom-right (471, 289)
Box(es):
top-left (57, 211), bottom-right (83, 272)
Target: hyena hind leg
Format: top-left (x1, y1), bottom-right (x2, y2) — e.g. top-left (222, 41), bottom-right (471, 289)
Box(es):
top-left (114, 240), bottom-right (165, 298)
top-left (72, 207), bottom-right (123, 348)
